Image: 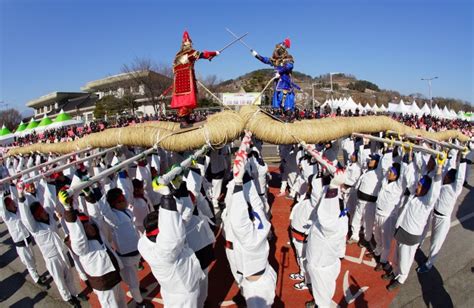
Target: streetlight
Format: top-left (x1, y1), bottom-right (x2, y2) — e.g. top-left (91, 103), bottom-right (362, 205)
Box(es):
top-left (329, 72), bottom-right (341, 96)
top-left (421, 76), bottom-right (438, 108)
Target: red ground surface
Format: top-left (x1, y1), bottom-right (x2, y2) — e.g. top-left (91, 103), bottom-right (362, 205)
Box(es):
top-left (81, 169), bottom-right (399, 307)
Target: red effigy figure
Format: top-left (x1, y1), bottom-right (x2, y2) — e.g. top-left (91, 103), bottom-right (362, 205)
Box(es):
top-left (169, 31), bottom-right (219, 128)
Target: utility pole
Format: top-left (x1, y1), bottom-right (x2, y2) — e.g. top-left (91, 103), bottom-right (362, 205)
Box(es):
top-left (421, 76), bottom-right (438, 108)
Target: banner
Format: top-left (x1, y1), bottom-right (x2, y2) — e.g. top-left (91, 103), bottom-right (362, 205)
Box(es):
top-left (222, 92), bottom-right (261, 106)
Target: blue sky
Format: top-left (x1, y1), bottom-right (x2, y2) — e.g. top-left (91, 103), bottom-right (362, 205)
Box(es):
top-left (1, 0), bottom-right (472, 114)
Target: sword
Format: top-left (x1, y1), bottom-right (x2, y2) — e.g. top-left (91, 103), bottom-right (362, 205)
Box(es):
top-left (218, 32), bottom-right (248, 53)
top-left (226, 28), bottom-right (253, 51)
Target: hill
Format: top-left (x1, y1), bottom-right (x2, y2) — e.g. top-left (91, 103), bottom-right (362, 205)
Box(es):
top-left (214, 70), bottom-right (473, 112)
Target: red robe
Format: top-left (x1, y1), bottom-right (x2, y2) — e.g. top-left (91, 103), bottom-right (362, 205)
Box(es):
top-left (170, 49), bottom-right (216, 117)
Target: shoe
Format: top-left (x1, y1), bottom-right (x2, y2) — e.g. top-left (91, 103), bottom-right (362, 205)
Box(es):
top-left (382, 272), bottom-right (395, 281)
top-left (294, 281), bottom-right (308, 290)
top-left (75, 294), bottom-right (88, 302)
top-left (374, 261), bottom-right (388, 272)
top-left (67, 297), bottom-right (81, 308)
top-left (416, 263), bottom-right (432, 274)
top-left (386, 279), bottom-right (402, 291)
top-left (289, 273), bottom-right (304, 281)
top-left (36, 279), bottom-right (50, 290)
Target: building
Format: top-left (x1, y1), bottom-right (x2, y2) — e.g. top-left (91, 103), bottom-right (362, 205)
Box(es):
top-left (81, 70), bottom-right (172, 117)
top-left (27, 92), bottom-right (99, 122)
top-left (26, 70), bottom-right (172, 122)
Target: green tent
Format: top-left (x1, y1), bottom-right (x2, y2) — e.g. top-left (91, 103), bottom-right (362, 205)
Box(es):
top-left (25, 118), bottom-right (39, 130)
top-left (16, 121), bottom-right (27, 132)
top-left (37, 115), bottom-right (53, 127)
top-left (53, 109), bottom-right (72, 122)
top-left (0, 125), bottom-right (12, 136)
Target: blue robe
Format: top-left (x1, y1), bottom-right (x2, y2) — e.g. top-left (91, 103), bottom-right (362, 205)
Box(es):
top-left (256, 55), bottom-right (296, 111)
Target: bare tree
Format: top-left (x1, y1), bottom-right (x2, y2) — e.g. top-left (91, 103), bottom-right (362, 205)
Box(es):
top-left (122, 57), bottom-right (173, 116)
top-left (0, 108), bottom-right (22, 131)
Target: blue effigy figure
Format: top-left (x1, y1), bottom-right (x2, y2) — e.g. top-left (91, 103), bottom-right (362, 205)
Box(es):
top-left (251, 38), bottom-right (299, 112)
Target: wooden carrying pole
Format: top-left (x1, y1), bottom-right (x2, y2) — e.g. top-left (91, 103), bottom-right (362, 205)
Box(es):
top-left (157, 145), bottom-right (210, 185)
top-left (68, 147), bottom-right (156, 196)
top-left (23, 146), bottom-right (121, 184)
top-left (0, 147), bottom-right (92, 185)
top-left (386, 130), bottom-right (466, 151)
top-left (352, 133), bottom-right (446, 158)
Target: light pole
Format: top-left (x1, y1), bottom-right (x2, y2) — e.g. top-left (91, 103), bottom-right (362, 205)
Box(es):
top-left (311, 83), bottom-right (317, 111)
top-left (421, 76), bottom-right (438, 108)
top-left (329, 72), bottom-right (341, 98)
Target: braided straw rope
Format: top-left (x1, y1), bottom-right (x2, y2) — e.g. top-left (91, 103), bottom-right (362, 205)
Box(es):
top-left (7, 107), bottom-right (469, 155)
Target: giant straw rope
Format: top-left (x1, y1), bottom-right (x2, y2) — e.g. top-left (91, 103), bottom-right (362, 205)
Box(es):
top-left (7, 106), bottom-right (470, 156)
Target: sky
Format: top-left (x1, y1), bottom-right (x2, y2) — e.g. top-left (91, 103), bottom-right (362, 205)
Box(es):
top-left (1, 0), bottom-right (473, 114)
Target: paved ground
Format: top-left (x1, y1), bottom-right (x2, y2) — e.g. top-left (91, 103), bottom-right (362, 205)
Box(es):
top-left (0, 144), bottom-right (473, 307)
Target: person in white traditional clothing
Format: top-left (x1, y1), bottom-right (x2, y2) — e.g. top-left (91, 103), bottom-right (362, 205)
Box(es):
top-left (278, 144), bottom-right (298, 198)
top-left (341, 150), bottom-right (362, 219)
top-left (57, 189), bottom-right (128, 308)
top-left (138, 179), bottom-right (205, 307)
top-left (171, 167), bottom-right (216, 307)
top-left (99, 188), bottom-right (146, 306)
top-left (229, 148), bottom-right (276, 307)
top-left (130, 179), bottom-right (153, 234)
top-left (384, 154), bottom-right (444, 291)
top-left (0, 192), bottom-right (48, 289)
top-left (348, 139), bottom-right (391, 248)
top-left (372, 146), bottom-right (410, 272)
top-left (417, 151), bottom-right (467, 273)
top-left (305, 170), bottom-right (346, 308)
top-left (17, 182), bottom-right (83, 307)
top-left (208, 148), bottom-right (228, 214)
top-left (288, 174), bottom-right (317, 291)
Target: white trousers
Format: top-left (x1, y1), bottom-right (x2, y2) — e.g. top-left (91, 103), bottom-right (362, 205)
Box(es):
top-left (197, 268), bottom-right (209, 308)
top-left (44, 256), bottom-right (78, 301)
top-left (426, 214), bottom-right (450, 268)
top-left (307, 260), bottom-right (341, 308)
top-left (211, 178), bottom-right (223, 208)
top-left (94, 283), bottom-right (128, 308)
top-left (338, 216), bottom-right (349, 258)
top-left (343, 187), bottom-right (358, 222)
top-left (351, 200), bottom-right (376, 241)
top-left (241, 264), bottom-right (277, 308)
top-left (119, 254), bottom-right (143, 303)
top-left (280, 171), bottom-right (297, 194)
top-left (394, 242), bottom-right (418, 284)
top-left (225, 246), bottom-right (242, 286)
top-left (291, 238), bottom-right (306, 276)
top-left (373, 213), bottom-right (397, 263)
top-left (16, 244), bottom-right (40, 282)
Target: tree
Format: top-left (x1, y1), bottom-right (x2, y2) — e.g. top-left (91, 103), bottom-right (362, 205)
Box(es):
top-left (122, 57), bottom-right (173, 116)
top-left (0, 108), bottom-right (22, 131)
top-left (94, 95), bottom-right (128, 119)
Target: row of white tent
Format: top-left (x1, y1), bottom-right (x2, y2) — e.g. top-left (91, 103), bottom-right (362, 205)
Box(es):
top-left (321, 97), bottom-right (473, 121)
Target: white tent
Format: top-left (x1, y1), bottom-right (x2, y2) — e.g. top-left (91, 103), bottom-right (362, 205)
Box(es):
top-left (344, 97), bottom-right (358, 112)
top-left (431, 104), bottom-right (443, 118)
top-left (379, 104), bottom-right (387, 113)
top-left (364, 103), bottom-right (373, 112)
top-left (441, 106), bottom-right (452, 119)
top-left (410, 101), bottom-right (422, 116)
top-left (420, 103), bottom-right (431, 115)
top-left (449, 109), bottom-right (457, 119)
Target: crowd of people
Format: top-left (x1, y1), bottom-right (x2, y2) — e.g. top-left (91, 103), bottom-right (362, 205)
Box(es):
top-left (0, 127), bottom-right (472, 307)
